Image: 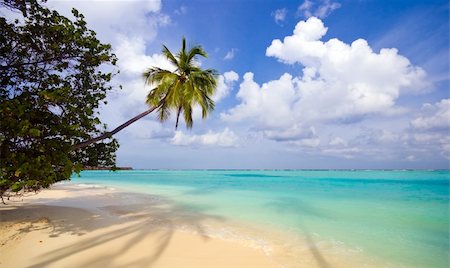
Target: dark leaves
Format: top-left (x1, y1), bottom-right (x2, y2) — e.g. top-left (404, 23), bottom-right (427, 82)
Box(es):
top-left (0, 1), bottom-right (119, 198)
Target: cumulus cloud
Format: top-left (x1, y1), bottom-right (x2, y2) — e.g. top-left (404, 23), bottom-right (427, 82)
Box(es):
top-left (214, 71), bottom-right (239, 102)
top-left (171, 128), bottom-right (239, 147)
top-left (221, 72), bottom-right (297, 127)
top-left (46, 0), bottom-right (169, 44)
top-left (224, 17), bottom-right (427, 126)
top-left (297, 0), bottom-right (341, 19)
top-left (272, 8), bottom-right (287, 24)
top-left (220, 16), bottom-right (433, 161)
top-left (114, 36), bottom-right (174, 77)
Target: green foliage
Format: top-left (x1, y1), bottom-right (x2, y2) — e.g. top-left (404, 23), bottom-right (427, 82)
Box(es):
top-left (0, 1), bottom-right (118, 199)
top-left (143, 37), bottom-right (218, 129)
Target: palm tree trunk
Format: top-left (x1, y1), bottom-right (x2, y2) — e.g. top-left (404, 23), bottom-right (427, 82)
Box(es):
top-left (72, 104), bottom-right (160, 150)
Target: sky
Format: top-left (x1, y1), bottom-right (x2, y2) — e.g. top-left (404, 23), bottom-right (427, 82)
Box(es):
top-left (4, 0), bottom-right (449, 169)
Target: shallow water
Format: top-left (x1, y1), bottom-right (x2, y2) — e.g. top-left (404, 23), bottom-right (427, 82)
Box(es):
top-left (71, 170), bottom-right (449, 267)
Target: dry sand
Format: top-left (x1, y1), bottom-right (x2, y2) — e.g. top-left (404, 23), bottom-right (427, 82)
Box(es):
top-left (0, 184), bottom-right (280, 268)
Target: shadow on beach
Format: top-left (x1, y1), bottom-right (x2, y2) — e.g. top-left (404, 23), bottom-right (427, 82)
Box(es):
top-left (266, 197), bottom-right (332, 268)
top-left (0, 190), bottom-right (225, 268)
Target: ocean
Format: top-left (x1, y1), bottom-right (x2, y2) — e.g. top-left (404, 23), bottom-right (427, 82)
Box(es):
top-left (71, 170), bottom-right (449, 267)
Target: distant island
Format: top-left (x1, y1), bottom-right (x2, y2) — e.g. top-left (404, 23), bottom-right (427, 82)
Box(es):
top-left (82, 166), bottom-right (133, 170)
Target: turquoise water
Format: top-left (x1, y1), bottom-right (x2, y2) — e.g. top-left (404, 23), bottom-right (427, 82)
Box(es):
top-left (71, 170), bottom-right (449, 267)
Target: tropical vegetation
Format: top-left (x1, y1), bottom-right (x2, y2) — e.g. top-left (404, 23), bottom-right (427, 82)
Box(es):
top-left (0, 0), bottom-right (217, 202)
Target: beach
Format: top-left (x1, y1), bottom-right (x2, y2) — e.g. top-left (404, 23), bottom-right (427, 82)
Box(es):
top-left (0, 184), bottom-right (280, 268)
top-left (1, 170), bottom-right (448, 268)
top-left (3, 0), bottom-right (448, 267)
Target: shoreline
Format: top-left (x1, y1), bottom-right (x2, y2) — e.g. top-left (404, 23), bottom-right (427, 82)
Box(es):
top-left (0, 184), bottom-right (280, 268)
top-left (1, 183), bottom-right (396, 268)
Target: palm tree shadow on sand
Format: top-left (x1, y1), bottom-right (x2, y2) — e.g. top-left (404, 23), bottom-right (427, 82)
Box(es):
top-left (267, 197), bottom-right (332, 268)
top-left (1, 191), bottom-right (224, 268)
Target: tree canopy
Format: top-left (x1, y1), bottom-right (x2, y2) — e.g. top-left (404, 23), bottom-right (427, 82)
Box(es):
top-left (0, 1), bottom-right (118, 201)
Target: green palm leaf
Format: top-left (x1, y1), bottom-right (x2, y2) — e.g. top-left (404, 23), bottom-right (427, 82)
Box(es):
top-left (143, 38), bottom-right (218, 129)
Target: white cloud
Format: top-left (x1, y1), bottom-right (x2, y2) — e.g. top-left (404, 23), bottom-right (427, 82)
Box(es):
top-left (221, 16), bottom-right (433, 161)
top-left (411, 99), bottom-right (450, 131)
top-left (224, 71), bottom-right (239, 82)
top-left (171, 128), bottom-right (239, 147)
top-left (272, 8), bottom-right (287, 24)
top-left (221, 72), bottom-right (297, 127)
top-left (214, 71), bottom-right (239, 102)
top-left (297, 0), bottom-right (341, 19)
top-left (224, 48), bottom-right (237, 60)
top-left (266, 17), bottom-right (328, 65)
top-left (46, 0), bottom-right (169, 45)
top-left (115, 36), bottom-right (174, 77)
top-left (265, 17), bottom-right (425, 123)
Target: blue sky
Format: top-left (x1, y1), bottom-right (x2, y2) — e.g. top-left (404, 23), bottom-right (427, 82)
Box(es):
top-left (5, 0), bottom-right (448, 169)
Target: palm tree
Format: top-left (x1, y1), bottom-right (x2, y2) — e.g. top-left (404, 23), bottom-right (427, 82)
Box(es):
top-left (73, 38), bottom-right (217, 150)
top-left (144, 38), bottom-right (217, 129)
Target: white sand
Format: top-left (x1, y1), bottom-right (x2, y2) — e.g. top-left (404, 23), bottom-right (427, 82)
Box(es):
top-left (0, 184), bottom-right (279, 268)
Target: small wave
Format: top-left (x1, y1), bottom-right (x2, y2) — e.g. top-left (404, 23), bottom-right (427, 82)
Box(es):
top-left (75, 183), bottom-right (105, 189)
top-left (177, 223), bottom-right (274, 256)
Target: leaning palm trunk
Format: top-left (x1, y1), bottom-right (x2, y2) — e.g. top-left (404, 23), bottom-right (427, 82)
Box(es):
top-left (72, 104), bottom-right (161, 150)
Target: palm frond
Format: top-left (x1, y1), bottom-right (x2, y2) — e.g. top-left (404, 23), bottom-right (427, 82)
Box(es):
top-left (162, 45), bottom-right (178, 67)
top-left (182, 102), bottom-right (193, 129)
top-left (187, 46), bottom-right (207, 64)
top-left (143, 67), bottom-right (175, 85)
top-left (181, 37), bottom-right (187, 55)
top-left (156, 101), bottom-right (171, 122)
